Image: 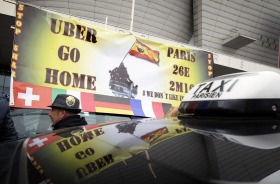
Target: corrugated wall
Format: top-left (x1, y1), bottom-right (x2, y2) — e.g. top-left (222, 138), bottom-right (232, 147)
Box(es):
top-left (21, 0), bottom-right (194, 43)
top-left (194, 0), bottom-right (280, 67)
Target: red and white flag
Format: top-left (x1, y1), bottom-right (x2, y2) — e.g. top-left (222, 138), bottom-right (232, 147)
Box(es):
top-left (11, 81), bottom-right (52, 109)
top-left (27, 133), bottom-right (61, 155)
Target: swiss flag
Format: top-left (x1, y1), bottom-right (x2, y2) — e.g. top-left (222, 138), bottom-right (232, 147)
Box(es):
top-left (27, 133), bottom-right (61, 155)
top-left (12, 81), bottom-right (52, 109)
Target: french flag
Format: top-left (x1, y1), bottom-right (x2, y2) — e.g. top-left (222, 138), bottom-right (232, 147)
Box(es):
top-left (130, 99), bottom-right (171, 118)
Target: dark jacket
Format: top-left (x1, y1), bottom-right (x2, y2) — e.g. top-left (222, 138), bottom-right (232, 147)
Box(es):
top-left (53, 115), bottom-right (87, 130)
top-left (0, 96), bottom-right (18, 143)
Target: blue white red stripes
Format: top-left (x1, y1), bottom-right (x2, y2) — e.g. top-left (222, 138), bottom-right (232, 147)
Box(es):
top-left (130, 99), bottom-right (171, 118)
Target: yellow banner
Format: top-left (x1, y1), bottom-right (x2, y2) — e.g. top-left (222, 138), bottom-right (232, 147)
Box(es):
top-left (12, 4), bottom-right (213, 115)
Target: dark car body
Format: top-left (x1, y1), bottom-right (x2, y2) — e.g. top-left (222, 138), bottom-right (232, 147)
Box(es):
top-left (1, 111), bottom-right (280, 184)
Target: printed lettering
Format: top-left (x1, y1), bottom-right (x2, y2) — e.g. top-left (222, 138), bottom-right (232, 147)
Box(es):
top-left (85, 162), bottom-right (98, 173)
top-left (76, 154), bottom-right (114, 179)
top-left (12, 53), bottom-right (18, 60)
top-left (75, 151), bottom-right (87, 160)
top-left (72, 73), bottom-right (86, 89)
top-left (86, 76), bottom-right (97, 90)
top-left (199, 82), bottom-right (213, 93)
top-left (103, 154), bottom-right (114, 164)
top-left (227, 79), bottom-right (239, 92)
top-left (80, 131), bottom-right (95, 142)
top-left (212, 80), bottom-right (231, 92)
top-left (45, 68), bottom-right (59, 85)
top-left (13, 44), bottom-right (19, 52)
top-left (193, 83), bottom-right (206, 94)
top-left (58, 46), bottom-right (80, 63)
top-left (95, 158), bottom-right (107, 168)
top-left (44, 68), bottom-right (96, 90)
top-left (16, 12), bottom-right (24, 19)
top-left (56, 128), bottom-right (104, 153)
top-left (167, 47), bottom-right (196, 62)
top-left (193, 79), bottom-right (239, 97)
top-left (18, 4), bottom-right (24, 11)
top-left (69, 136), bottom-right (82, 146)
top-left (63, 21), bottom-right (75, 37)
top-left (94, 128), bottom-right (105, 136)
top-left (56, 139), bottom-right (72, 152)
top-left (75, 148), bottom-right (95, 160)
top-left (50, 18), bottom-right (97, 43)
top-left (60, 71), bottom-right (71, 86)
top-left (191, 92), bottom-right (222, 99)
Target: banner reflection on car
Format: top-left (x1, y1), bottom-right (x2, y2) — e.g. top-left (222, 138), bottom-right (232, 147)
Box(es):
top-left (26, 117), bottom-right (190, 183)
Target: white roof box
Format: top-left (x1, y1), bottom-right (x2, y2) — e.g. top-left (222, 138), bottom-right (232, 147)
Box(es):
top-left (179, 71), bottom-right (280, 116)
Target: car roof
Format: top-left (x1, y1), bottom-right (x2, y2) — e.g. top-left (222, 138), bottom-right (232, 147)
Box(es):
top-left (2, 116), bottom-right (280, 184)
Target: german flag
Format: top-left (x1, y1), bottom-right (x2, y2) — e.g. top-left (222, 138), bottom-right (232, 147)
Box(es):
top-left (94, 94), bottom-right (133, 115)
top-left (129, 40), bottom-right (160, 65)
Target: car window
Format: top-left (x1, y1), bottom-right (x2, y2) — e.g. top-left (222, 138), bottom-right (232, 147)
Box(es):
top-left (10, 108), bottom-right (132, 139)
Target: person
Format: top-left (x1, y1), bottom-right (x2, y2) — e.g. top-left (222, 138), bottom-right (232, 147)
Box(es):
top-left (48, 94), bottom-right (87, 130)
top-left (0, 93), bottom-right (18, 143)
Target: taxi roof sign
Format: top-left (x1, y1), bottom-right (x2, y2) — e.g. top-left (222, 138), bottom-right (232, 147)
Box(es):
top-left (179, 71), bottom-right (280, 117)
